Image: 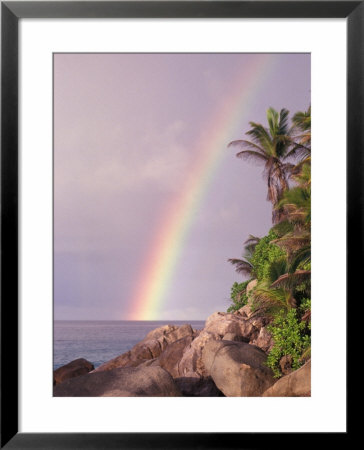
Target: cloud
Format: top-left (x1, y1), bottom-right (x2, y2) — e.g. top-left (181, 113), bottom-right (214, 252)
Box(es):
top-left (54, 119), bottom-right (195, 254)
top-left (129, 120), bottom-right (191, 191)
top-left (55, 119), bottom-right (191, 200)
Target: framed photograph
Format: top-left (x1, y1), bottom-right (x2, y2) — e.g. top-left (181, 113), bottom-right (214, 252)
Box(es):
top-left (1, 1), bottom-right (356, 447)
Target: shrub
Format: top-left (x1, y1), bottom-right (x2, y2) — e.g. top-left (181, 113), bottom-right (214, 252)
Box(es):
top-left (227, 280), bottom-right (250, 312)
top-left (300, 297), bottom-right (311, 313)
top-left (266, 308), bottom-right (311, 378)
top-left (250, 230), bottom-right (285, 281)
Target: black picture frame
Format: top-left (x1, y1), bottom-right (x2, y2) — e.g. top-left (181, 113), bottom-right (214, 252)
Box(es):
top-left (1, 1), bottom-right (356, 448)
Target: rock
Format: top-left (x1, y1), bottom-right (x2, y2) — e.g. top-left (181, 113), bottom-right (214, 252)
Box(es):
top-left (175, 375), bottom-right (224, 397)
top-left (142, 324), bottom-right (177, 340)
top-left (202, 340), bottom-right (275, 396)
top-left (263, 360), bottom-right (311, 397)
top-left (246, 279), bottom-right (257, 294)
top-left (250, 315), bottom-right (268, 329)
top-left (250, 326), bottom-right (273, 353)
top-left (144, 323), bottom-right (196, 344)
top-left (204, 311), bottom-right (256, 341)
top-left (92, 342), bottom-right (159, 372)
top-left (223, 333), bottom-right (247, 342)
top-left (53, 358), bottom-right (94, 386)
top-left (53, 365), bottom-right (182, 397)
top-left (178, 330), bottom-right (221, 378)
top-left (157, 336), bottom-right (194, 378)
top-left (94, 324), bottom-right (196, 372)
top-left (239, 319), bottom-right (258, 340)
top-left (170, 330), bottom-right (226, 395)
top-left (279, 355), bottom-right (293, 375)
top-left (236, 304), bottom-right (253, 318)
top-left (154, 333), bottom-right (225, 396)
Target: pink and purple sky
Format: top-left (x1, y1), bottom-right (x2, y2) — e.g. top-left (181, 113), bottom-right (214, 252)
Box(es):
top-left (54, 53), bottom-right (310, 321)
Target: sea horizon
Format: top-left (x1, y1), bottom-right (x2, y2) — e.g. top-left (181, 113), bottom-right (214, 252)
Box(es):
top-left (54, 319), bottom-right (206, 322)
top-left (54, 319), bottom-right (205, 370)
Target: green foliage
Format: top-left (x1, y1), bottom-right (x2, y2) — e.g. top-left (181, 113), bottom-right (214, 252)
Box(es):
top-left (266, 308), bottom-right (311, 378)
top-left (228, 107), bottom-right (293, 222)
top-left (299, 298), bottom-right (311, 330)
top-left (293, 106), bottom-right (311, 132)
top-left (271, 220), bottom-right (294, 238)
top-left (301, 260), bottom-right (311, 271)
top-left (227, 106), bottom-right (312, 380)
top-left (227, 280), bottom-right (250, 312)
top-left (250, 230), bottom-right (285, 281)
top-left (299, 297), bottom-right (311, 313)
top-left (252, 283), bottom-right (294, 315)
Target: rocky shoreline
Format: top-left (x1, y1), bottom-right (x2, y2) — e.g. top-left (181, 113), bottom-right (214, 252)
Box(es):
top-left (53, 305), bottom-right (311, 397)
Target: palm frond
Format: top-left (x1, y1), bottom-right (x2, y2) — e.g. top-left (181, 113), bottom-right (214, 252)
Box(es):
top-left (235, 149), bottom-right (268, 164)
top-left (253, 283), bottom-right (296, 312)
top-left (244, 234), bottom-right (261, 253)
top-left (290, 161), bottom-right (311, 187)
top-left (246, 123), bottom-right (273, 152)
top-left (289, 246), bottom-right (311, 272)
top-left (285, 144), bottom-right (311, 161)
top-left (270, 270), bottom-right (311, 290)
top-left (228, 258), bottom-right (254, 277)
top-left (228, 107), bottom-right (297, 214)
top-left (227, 139), bottom-right (266, 155)
top-left (272, 233), bottom-right (310, 252)
top-left (292, 106), bottom-right (311, 132)
top-left (278, 108), bottom-right (290, 136)
top-left (271, 220), bottom-right (295, 237)
top-left (267, 107), bottom-right (280, 136)
top-left (267, 257), bottom-right (289, 284)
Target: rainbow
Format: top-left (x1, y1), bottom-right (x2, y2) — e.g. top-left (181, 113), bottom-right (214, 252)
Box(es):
top-left (126, 54), bottom-right (277, 320)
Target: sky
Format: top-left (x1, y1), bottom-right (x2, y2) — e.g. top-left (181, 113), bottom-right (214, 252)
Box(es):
top-left (54, 53), bottom-right (310, 321)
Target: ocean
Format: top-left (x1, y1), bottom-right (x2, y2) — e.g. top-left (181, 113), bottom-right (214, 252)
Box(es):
top-left (54, 320), bottom-right (206, 370)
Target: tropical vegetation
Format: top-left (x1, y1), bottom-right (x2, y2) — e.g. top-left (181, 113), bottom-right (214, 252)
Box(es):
top-left (227, 106), bottom-right (311, 377)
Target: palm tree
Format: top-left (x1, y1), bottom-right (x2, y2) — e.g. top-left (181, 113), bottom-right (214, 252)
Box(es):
top-left (228, 234), bottom-right (260, 277)
top-left (273, 157), bottom-right (311, 260)
top-left (285, 106), bottom-right (311, 165)
top-left (252, 255), bottom-right (311, 315)
top-left (276, 181), bottom-right (311, 229)
top-left (266, 149), bottom-right (311, 309)
top-left (228, 107), bottom-right (293, 222)
top-left (273, 106), bottom-right (311, 261)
